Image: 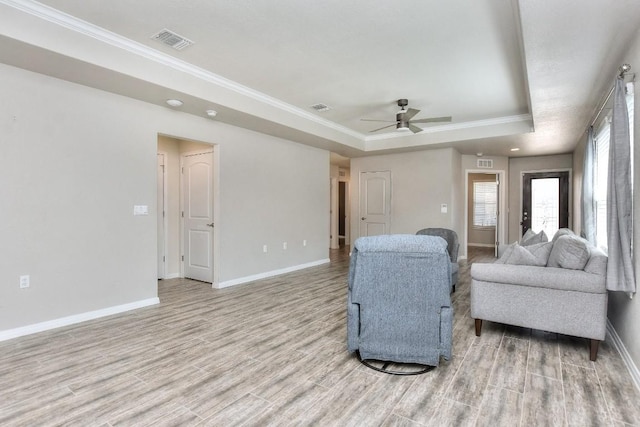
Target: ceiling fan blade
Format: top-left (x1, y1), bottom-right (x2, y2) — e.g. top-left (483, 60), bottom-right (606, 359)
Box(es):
top-left (411, 116), bottom-right (452, 124)
top-left (409, 123), bottom-right (423, 134)
top-left (403, 108), bottom-right (420, 121)
top-left (369, 123), bottom-right (397, 132)
top-left (360, 118), bottom-right (396, 123)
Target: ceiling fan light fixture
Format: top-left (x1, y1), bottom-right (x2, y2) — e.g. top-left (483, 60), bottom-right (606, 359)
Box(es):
top-left (396, 123), bottom-right (411, 132)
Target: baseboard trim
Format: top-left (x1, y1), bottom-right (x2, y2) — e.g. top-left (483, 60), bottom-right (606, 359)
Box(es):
top-left (607, 319), bottom-right (640, 392)
top-left (0, 297), bottom-right (160, 342)
top-left (163, 273), bottom-right (181, 279)
top-left (216, 259), bottom-right (331, 289)
top-left (468, 243), bottom-right (495, 248)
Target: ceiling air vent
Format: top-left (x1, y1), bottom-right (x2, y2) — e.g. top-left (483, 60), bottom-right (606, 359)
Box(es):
top-left (151, 29), bottom-right (194, 51)
top-left (310, 103), bottom-right (331, 112)
top-left (477, 159), bottom-right (493, 169)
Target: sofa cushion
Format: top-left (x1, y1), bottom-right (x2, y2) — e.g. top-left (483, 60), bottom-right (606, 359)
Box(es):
top-left (521, 229), bottom-right (548, 246)
top-left (471, 263), bottom-right (606, 294)
top-left (547, 235), bottom-right (590, 270)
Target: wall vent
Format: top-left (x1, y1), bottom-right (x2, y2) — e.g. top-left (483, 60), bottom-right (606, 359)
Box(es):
top-left (339, 170), bottom-right (346, 177)
top-left (151, 29), bottom-right (194, 51)
top-left (310, 103), bottom-right (331, 112)
top-left (477, 158), bottom-right (493, 169)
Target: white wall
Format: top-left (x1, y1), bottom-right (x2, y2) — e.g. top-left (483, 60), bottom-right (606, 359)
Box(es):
top-left (0, 63), bottom-right (329, 333)
top-left (350, 148), bottom-right (459, 241)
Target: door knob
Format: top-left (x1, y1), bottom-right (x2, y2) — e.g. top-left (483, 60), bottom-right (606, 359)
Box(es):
top-left (361, 217), bottom-right (366, 220)
top-left (206, 223), bottom-right (214, 228)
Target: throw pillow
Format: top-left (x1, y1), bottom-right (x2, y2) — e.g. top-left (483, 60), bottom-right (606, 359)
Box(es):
top-left (523, 241), bottom-right (553, 265)
top-left (547, 235), bottom-right (590, 270)
top-left (495, 242), bottom-right (517, 264)
top-left (551, 228), bottom-right (575, 243)
top-left (501, 242), bottom-right (551, 266)
top-left (521, 229), bottom-right (548, 246)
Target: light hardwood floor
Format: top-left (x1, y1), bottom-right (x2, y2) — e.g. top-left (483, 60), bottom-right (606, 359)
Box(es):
top-left (1, 247), bottom-right (639, 426)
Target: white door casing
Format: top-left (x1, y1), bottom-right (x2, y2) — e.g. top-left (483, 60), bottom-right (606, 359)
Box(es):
top-left (182, 150), bottom-right (214, 283)
top-left (157, 153), bottom-right (166, 279)
top-left (330, 178), bottom-right (339, 249)
top-left (359, 171), bottom-right (391, 237)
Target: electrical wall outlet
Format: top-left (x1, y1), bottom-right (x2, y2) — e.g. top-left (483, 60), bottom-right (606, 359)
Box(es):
top-left (283, 242), bottom-right (287, 250)
top-left (263, 245), bottom-right (268, 253)
top-left (20, 275), bottom-right (30, 288)
top-left (303, 240), bottom-right (307, 247)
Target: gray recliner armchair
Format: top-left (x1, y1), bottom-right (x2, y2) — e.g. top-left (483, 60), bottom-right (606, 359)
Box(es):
top-left (347, 234), bottom-right (453, 374)
top-left (416, 228), bottom-right (459, 292)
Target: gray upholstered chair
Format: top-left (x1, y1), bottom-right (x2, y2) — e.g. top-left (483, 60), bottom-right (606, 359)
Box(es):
top-left (347, 234), bottom-right (453, 374)
top-left (416, 228), bottom-right (459, 292)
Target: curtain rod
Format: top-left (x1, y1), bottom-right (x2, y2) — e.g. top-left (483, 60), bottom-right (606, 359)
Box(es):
top-left (589, 64), bottom-right (633, 128)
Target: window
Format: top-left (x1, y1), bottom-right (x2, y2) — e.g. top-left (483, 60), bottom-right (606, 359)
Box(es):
top-left (593, 84), bottom-right (634, 251)
top-left (473, 181), bottom-right (497, 228)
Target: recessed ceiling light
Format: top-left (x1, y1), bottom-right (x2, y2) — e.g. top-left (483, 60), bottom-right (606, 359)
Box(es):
top-left (206, 110), bottom-right (217, 118)
top-left (510, 148), bottom-right (520, 152)
top-left (166, 99), bottom-right (183, 107)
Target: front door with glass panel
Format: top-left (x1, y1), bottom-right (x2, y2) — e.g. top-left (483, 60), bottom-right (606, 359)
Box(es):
top-left (522, 171), bottom-right (569, 238)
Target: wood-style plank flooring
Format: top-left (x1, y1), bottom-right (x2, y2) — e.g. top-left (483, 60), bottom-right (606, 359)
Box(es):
top-left (1, 247), bottom-right (639, 426)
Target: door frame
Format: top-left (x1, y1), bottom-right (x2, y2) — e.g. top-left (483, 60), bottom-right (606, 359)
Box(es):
top-left (463, 169), bottom-right (507, 260)
top-left (179, 148), bottom-right (219, 286)
top-left (157, 152), bottom-right (168, 279)
top-left (519, 168), bottom-right (572, 239)
top-left (330, 178), bottom-right (339, 249)
top-left (338, 179), bottom-right (350, 246)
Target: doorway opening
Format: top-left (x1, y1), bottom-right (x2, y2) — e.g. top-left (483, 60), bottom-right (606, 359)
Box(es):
top-left (330, 153), bottom-right (350, 248)
top-left (521, 171), bottom-right (570, 239)
top-left (157, 135), bottom-right (218, 285)
top-left (464, 169), bottom-right (506, 258)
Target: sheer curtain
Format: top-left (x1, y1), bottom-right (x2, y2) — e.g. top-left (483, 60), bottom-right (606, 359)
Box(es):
top-left (581, 127), bottom-right (596, 245)
top-left (606, 77), bottom-right (636, 293)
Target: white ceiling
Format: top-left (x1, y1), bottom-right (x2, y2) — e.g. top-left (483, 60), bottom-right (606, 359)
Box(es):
top-left (1, 0), bottom-right (639, 160)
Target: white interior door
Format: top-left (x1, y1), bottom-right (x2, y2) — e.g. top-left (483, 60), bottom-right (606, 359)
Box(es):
top-left (359, 171), bottom-right (391, 236)
top-left (182, 151), bottom-right (214, 282)
top-left (157, 153), bottom-right (166, 279)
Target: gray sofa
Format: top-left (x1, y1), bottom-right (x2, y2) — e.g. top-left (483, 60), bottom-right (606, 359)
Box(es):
top-left (471, 229), bottom-right (608, 360)
top-left (347, 234), bottom-right (453, 368)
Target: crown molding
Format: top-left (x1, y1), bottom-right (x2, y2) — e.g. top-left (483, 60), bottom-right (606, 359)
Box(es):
top-left (364, 114), bottom-right (533, 142)
top-left (1, 0), bottom-right (365, 140)
top-left (1, 0), bottom-right (534, 148)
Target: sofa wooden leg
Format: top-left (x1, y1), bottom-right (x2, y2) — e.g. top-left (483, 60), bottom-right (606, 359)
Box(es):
top-left (590, 339), bottom-right (600, 361)
top-left (475, 319), bottom-right (482, 337)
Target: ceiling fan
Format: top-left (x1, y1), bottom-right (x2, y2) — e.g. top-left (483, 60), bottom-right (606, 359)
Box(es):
top-left (361, 99), bottom-right (452, 134)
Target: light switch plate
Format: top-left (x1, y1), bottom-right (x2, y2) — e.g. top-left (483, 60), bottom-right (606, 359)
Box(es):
top-left (133, 205), bottom-right (149, 216)
top-left (441, 204), bottom-right (448, 213)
